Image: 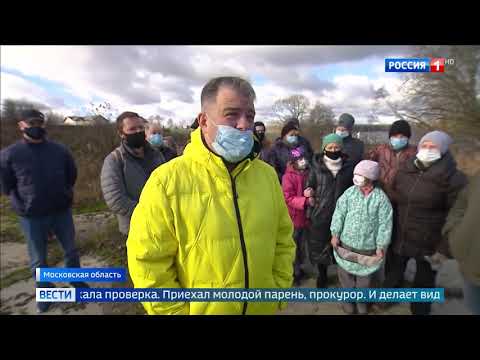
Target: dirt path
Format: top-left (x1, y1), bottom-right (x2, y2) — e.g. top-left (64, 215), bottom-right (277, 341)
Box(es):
top-left (0, 211), bottom-right (131, 315)
top-left (0, 211), bottom-right (473, 315)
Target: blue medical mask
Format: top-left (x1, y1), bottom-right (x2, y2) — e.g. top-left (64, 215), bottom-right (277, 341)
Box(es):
top-left (336, 130), bottom-right (349, 138)
top-left (286, 135), bottom-right (298, 144)
top-left (148, 133), bottom-right (163, 147)
top-left (390, 136), bottom-right (408, 150)
top-left (209, 118), bottom-right (254, 163)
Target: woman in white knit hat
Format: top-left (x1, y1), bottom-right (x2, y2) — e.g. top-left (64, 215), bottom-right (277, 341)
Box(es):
top-left (330, 160), bottom-right (394, 315)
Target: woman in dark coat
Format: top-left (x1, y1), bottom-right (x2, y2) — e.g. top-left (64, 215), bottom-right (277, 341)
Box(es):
top-left (384, 130), bottom-right (468, 315)
top-left (267, 121), bottom-right (301, 182)
top-left (304, 134), bottom-right (354, 288)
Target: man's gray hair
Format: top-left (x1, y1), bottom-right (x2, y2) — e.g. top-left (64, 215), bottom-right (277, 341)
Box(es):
top-left (201, 76), bottom-right (256, 109)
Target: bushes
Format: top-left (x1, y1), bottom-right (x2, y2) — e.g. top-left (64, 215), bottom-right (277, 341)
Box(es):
top-left (2, 123), bottom-right (479, 207)
top-left (1, 123), bottom-right (119, 207)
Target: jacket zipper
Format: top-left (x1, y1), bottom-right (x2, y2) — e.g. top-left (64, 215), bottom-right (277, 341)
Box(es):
top-left (229, 171), bottom-right (249, 315)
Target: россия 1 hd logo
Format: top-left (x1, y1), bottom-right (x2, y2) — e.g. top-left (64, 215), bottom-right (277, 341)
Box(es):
top-left (385, 58), bottom-right (454, 72)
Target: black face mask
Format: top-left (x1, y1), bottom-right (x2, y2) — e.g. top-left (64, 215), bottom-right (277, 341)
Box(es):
top-left (24, 127), bottom-right (46, 140)
top-left (124, 131), bottom-right (146, 148)
top-left (255, 132), bottom-right (265, 142)
top-left (324, 150), bottom-right (342, 160)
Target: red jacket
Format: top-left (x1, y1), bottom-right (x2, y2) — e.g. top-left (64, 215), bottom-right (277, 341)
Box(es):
top-left (282, 164), bottom-right (309, 229)
top-left (367, 143), bottom-right (417, 202)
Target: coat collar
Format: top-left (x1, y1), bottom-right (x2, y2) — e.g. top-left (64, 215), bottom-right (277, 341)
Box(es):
top-left (183, 128), bottom-right (253, 180)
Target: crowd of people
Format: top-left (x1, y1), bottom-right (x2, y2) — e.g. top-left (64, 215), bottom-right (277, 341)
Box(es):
top-left (1, 76), bottom-right (478, 316)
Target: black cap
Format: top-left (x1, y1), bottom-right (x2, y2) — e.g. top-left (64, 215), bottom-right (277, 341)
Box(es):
top-left (338, 113), bottom-right (355, 130)
top-left (285, 117), bottom-right (300, 127)
top-left (254, 121), bottom-right (265, 129)
top-left (18, 109), bottom-right (45, 123)
top-left (389, 120), bottom-right (411, 138)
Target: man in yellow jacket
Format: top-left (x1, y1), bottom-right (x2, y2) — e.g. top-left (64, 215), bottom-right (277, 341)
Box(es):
top-left (127, 76), bottom-right (296, 315)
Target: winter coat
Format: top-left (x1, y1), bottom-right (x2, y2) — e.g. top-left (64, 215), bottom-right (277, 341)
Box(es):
top-left (267, 139), bottom-right (298, 182)
top-left (127, 128), bottom-right (295, 315)
top-left (304, 154), bottom-right (354, 265)
top-left (342, 135), bottom-right (365, 168)
top-left (267, 136), bottom-right (314, 181)
top-left (391, 152), bottom-right (468, 258)
top-left (443, 173), bottom-right (479, 285)
top-left (282, 164), bottom-right (309, 229)
top-left (330, 186), bottom-right (393, 276)
top-left (100, 142), bottom-right (165, 235)
top-left (0, 139), bottom-right (77, 216)
top-left (152, 145), bottom-right (177, 162)
top-left (367, 143), bottom-right (417, 203)
top-left (297, 135), bottom-right (314, 162)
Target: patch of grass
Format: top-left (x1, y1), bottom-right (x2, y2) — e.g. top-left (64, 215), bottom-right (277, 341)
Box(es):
top-left (73, 201), bottom-right (109, 215)
top-left (0, 222), bottom-right (23, 243)
top-left (0, 196), bottom-right (23, 243)
top-left (78, 218), bottom-right (127, 267)
top-left (0, 267), bottom-right (32, 289)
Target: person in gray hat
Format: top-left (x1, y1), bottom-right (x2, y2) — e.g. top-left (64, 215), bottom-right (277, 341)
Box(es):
top-left (335, 113), bottom-right (365, 168)
top-left (383, 130), bottom-right (468, 315)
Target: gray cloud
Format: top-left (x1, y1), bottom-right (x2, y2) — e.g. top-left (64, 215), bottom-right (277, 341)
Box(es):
top-left (74, 46), bottom-right (411, 107)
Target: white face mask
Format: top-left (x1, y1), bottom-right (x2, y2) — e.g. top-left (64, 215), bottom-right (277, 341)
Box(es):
top-left (353, 174), bottom-right (367, 187)
top-left (417, 148), bottom-right (441, 163)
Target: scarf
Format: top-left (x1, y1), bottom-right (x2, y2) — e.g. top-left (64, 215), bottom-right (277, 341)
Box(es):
top-left (323, 156), bottom-right (343, 178)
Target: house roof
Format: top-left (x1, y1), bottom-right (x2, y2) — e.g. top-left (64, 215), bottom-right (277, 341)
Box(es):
top-left (64, 115), bottom-right (110, 124)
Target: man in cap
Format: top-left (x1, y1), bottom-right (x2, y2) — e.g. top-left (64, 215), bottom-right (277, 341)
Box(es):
top-left (0, 109), bottom-right (87, 313)
top-left (367, 120), bottom-right (417, 203)
top-left (335, 113), bottom-right (365, 168)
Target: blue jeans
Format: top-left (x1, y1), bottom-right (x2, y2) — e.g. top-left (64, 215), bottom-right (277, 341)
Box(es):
top-left (19, 208), bottom-right (80, 288)
top-left (463, 279), bottom-right (480, 315)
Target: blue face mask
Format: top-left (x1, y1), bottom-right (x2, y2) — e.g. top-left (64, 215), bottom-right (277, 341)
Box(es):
top-left (336, 130), bottom-right (349, 138)
top-left (286, 135), bottom-right (298, 144)
top-left (210, 119), bottom-right (254, 163)
top-left (390, 136), bottom-right (408, 150)
top-left (148, 133), bottom-right (163, 147)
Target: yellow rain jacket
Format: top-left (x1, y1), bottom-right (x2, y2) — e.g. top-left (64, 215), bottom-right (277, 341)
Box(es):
top-left (127, 128), bottom-right (295, 315)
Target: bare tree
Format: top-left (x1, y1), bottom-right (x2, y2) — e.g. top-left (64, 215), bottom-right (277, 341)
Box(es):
top-left (272, 95), bottom-right (311, 123)
top-left (1, 99), bottom-right (50, 123)
top-left (148, 115), bottom-right (164, 126)
top-left (379, 46), bottom-right (480, 136)
top-left (88, 101), bottom-right (118, 121)
top-left (307, 101), bottom-right (335, 126)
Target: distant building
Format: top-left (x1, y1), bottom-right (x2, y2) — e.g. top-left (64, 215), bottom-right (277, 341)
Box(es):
top-left (63, 115), bottom-right (110, 126)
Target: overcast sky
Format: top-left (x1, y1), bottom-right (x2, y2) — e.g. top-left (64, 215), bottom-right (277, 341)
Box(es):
top-left (1, 45), bottom-right (413, 125)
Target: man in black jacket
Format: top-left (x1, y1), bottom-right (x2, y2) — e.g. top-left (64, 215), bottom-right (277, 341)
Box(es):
top-left (0, 110), bottom-right (87, 313)
top-left (335, 113), bottom-right (365, 168)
